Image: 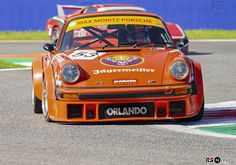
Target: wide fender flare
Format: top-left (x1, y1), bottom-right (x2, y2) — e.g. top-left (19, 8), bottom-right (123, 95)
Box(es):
top-left (193, 60), bottom-right (204, 102)
top-left (43, 64), bottom-right (56, 100)
top-left (32, 59), bottom-right (43, 100)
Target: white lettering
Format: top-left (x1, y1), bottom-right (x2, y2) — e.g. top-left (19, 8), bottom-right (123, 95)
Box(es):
top-left (92, 68), bottom-right (156, 75)
top-left (113, 79), bottom-right (137, 84)
top-left (106, 106), bottom-right (148, 116)
top-left (93, 70), bottom-right (100, 74)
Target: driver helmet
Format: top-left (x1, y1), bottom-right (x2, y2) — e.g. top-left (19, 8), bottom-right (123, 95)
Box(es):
top-left (127, 25), bottom-right (150, 43)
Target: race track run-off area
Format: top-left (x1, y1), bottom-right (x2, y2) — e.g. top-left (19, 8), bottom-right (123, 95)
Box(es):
top-left (154, 101), bottom-right (236, 138)
top-left (0, 41), bottom-right (236, 165)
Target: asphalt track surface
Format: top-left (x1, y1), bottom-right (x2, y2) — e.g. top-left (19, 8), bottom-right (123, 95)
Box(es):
top-left (0, 41), bottom-right (236, 164)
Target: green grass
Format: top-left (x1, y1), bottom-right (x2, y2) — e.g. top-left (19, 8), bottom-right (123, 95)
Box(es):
top-left (1, 30), bottom-right (236, 40)
top-left (0, 61), bottom-right (28, 69)
top-left (1, 58), bottom-right (33, 63)
top-left (186, 30), bottom-right (236, 39)
top-left (199, 124), bottom-right (236, 135)
top-left (0, 31), bottom-right (48, 40)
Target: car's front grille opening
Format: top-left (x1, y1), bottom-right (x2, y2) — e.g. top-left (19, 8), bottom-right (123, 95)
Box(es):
top-left (156, 102), bottom-right (167, 117)
top-left (86, 104), bottom-right (96, 119)
top-left (169, 101), bottom-right (185, 116)
top-left (67, 104), bottom-right (83, 119)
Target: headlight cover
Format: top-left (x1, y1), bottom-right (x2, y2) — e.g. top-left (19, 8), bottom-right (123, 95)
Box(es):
top-left (61, 64), bottom-right (80, 83)
top-left (170, 61), bottom-right (189, 80)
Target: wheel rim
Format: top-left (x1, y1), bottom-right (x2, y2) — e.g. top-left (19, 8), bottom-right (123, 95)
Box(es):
top-left (42, 81), bottom-right (48, 117)
top-left (32, 84), bottom-right (35, 107)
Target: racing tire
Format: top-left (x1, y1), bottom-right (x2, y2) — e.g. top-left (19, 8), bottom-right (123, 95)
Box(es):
top-left (176, 99), bottom-right (204, 122)
top-left (32, 84), bottom-right (42, 113)
top-left (42, 80), bottom-right (52, 122)
top-left (33, 95), bottom-right (43, 114)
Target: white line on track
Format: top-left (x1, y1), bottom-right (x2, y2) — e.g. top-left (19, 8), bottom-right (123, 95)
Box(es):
top-left (15, 62), bottom-right (32, 67)
top-left (205, 101), bottom-right (236, 111)
top-left (185, 118), bottom-right (236, 128)
top-left (190, 39), bottom-right (236, 42)
top-left (188, 122), bottom-right (236, 128)
top-left (0, 68), bottom-right (31, 72)
top-left (153, 124), bottom-right (236, 139)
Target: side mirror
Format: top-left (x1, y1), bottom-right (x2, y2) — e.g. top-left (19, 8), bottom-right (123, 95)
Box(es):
top-left (176, 41), bottom-right (185, 52)
top-left (177, 41), bottom-right (185, 48)
top-left (52, 39), bottom-right (58, 47)
top-left (43, 43), bottom-right (55, 52)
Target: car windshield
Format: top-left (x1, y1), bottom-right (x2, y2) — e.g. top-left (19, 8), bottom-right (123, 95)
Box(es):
top-left (60, 15), bottom-right (173, 51)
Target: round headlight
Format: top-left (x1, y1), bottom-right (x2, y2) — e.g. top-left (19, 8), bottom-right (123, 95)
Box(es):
top-left (170, 61), bottom-right (189, 80)
top-left (61, 64), bottom-right (80, 83)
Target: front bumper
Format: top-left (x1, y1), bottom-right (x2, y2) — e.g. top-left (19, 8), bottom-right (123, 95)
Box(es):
top-left (47, 85), bottom-right (202, 122)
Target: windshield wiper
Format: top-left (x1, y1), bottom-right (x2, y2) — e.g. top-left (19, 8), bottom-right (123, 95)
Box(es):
top-left (132, 43), bottom-right (157, 48)
top-left (119, 42), bottom-right (174, 48)
top-left (101, 44), bottom-right (112, 49)
top-left (135, 42), bottom-right (175, 48)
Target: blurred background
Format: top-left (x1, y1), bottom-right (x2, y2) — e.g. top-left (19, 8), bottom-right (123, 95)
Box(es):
top-left (0, 0), bottom-right (236, 31)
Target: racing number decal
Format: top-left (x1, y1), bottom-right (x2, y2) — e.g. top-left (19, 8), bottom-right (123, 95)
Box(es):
top-left (69, 50), bottom-right (105, 60)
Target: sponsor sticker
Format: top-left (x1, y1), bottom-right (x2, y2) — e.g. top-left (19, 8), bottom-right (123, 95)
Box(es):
top-left (92, 68), bottom-right (155, 75)
top-left (101, 55), bottom-right (143, 67)
top-left (113, 79), bottom-right (137, 85)
top-left (99, 103), bottom-right (155, 119)
top-left (107, 107), bottom-right (147, 116)
top-left (66, 16), bottom-right (164, 32)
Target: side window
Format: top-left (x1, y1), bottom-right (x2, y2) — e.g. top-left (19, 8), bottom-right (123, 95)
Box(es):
top-left (84, 7), bottom-right (97, 13)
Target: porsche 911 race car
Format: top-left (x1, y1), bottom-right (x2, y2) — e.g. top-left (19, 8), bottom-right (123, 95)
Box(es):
top-left (46, 4), bottom-right (189, 54)
top-left (32, 9), bottom-right (204, 122)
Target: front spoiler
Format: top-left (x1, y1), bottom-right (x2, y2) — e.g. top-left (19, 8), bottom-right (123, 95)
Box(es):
top-left (47, 92), bottom-right (203, 122)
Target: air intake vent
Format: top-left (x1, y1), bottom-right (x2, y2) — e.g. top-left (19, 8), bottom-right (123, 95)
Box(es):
top-left (67, 104), bottom-right (83, 118)
top-left (169, 101), bottom-right (185, 116)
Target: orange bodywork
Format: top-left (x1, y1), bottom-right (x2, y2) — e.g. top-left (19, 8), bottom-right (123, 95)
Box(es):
top-left (33, 11), bottom-right (204, 122)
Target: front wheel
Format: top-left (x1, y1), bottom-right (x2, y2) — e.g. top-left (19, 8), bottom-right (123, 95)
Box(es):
top-left (32, 95), bottom-right (42, 114)
top-left (42, 80), bottom-right (52, 122)
top-left (32, 84), bottom-right (42, 114)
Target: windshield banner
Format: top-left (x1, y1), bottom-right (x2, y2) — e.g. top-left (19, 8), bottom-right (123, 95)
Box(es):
top-left (66, 15), bottom-right (163, 32)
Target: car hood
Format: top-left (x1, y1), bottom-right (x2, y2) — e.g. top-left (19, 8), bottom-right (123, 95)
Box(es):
top-left (55, 48), bottom-right (180, 88)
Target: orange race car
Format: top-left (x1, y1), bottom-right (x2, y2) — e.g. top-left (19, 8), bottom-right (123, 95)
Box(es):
top-left (32, 9), bottom-right (204, 122)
